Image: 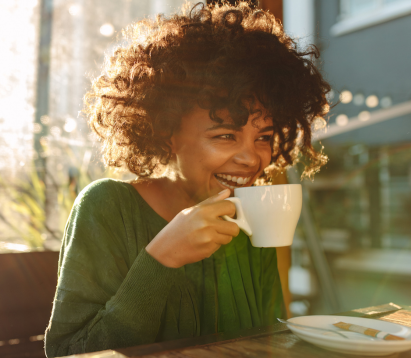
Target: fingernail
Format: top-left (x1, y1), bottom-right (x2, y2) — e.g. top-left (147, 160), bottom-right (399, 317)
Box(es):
top-left (218, 189), bottom-right (229, 195)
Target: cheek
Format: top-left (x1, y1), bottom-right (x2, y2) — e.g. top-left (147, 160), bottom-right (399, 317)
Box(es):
top-left (178, 143), bottom-right (218, 175)
top-left (261, 146), bottom-right (273, 168)
top-left (196, 143), bottom-right (228, 168)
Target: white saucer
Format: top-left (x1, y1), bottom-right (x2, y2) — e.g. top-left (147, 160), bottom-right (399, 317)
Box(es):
top-left (286, 315), bottom-right (411, 356)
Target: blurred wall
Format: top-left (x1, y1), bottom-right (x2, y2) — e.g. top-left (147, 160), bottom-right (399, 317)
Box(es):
top-left (317, 0), bottom-right (411, 147)
top-left (318, 0), bottom-right (411, 109)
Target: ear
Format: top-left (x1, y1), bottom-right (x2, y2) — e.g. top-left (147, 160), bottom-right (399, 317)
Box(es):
top-left (166, 132), bottom-right (178, 155)
top-left (157, 127), bottom-right (175, 154)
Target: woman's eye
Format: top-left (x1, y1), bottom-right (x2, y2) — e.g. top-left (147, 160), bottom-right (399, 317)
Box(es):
top-left (257, 135), bottom-right (273, 142)
top-left (217, 134), bottom-right (235, 140)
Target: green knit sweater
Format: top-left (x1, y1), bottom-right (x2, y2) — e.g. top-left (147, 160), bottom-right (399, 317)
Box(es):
top-left (45, 179), bottom-right (284, 357)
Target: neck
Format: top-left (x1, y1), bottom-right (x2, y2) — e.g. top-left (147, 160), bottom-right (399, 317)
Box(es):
top-left (132, 176), bottom-right (197, 222)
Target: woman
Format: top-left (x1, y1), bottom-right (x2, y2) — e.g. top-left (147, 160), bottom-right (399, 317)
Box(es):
top-left (45, 2), bottom-right (330, 356)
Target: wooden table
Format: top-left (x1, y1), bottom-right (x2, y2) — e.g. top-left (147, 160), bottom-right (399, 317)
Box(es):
top-left (68, 303), bottom-right (411, 358)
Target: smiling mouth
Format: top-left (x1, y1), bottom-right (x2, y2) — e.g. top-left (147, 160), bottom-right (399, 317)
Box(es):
top-left (214, 174), bottom-right (252, 189)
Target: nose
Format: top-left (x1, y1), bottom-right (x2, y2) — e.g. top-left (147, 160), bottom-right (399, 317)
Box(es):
top-left (233, 142), bottom-right (259, 167)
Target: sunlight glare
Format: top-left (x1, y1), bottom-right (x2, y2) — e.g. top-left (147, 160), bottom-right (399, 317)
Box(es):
top-left (0, 2), bottom-right (38, 175)
top-left (68, 4), bottom-right (82, 16)
top-left (0, 242), bottom-right (30, 252)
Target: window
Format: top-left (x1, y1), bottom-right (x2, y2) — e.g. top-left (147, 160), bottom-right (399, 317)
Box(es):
top-left (340, 0), bottom-right (405, 19)
top-left (331, 0), bottom-right (411, 36)
top-left (0, 0), bottom-right (190, 253)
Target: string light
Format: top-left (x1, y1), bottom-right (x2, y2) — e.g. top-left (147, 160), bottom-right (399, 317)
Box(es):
top-left (340, 90), bottom-right (353, 104)
top-left (353, 93), bottom-right (365, 106)
top-left (366, 95), bottom-right (379, 108)
top-left (380, 96), bottom-right (392, 108)
top-left (336, 114), bottom-right (349, 126)
top-left (100, 23), bottom-right (114, 37)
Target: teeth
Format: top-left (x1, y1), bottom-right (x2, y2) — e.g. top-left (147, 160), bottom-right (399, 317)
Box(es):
top-left (225, 182), bottom-right (236, 189)
top-left (219, 180), bottom-right (235, 189)
top-left (215, 174), bottom-right (252, 189)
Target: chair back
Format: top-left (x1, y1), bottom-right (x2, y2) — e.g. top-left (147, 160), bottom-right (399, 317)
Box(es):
top-left (0, 251), bottom-right (59, 358)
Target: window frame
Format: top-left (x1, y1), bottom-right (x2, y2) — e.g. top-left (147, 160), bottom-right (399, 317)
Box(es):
top-left (330, 0), bottom-right (411, 37)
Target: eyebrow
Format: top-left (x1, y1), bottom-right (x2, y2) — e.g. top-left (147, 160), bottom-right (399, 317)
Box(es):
top-left (206, 124), bottom-right (275, 133)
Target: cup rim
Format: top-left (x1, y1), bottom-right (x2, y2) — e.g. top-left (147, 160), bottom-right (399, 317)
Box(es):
top-left (234, 183), bottom-right (302, 191)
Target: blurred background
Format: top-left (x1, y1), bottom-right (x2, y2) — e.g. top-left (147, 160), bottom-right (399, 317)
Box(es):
top-left (0, 0), bottom-right (410, 333)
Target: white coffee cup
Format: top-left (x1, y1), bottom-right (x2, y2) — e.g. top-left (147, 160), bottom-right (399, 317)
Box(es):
top-left (223, 184), bottom-right (302, 247)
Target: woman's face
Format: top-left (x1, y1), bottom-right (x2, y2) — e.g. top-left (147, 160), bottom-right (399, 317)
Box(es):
top-left (169, 104), bottom-right (274, 203)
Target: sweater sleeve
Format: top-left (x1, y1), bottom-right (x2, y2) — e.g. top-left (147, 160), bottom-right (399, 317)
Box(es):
top-left (45, 180), bottom-right (181, 357)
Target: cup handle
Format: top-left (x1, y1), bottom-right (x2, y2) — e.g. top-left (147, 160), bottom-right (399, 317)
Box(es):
top-left (222, 197), bottom-right (252, 237)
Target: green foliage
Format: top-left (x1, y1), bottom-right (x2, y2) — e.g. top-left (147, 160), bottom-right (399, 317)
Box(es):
top-left (0, 169), bottom-right (73, 249)
top-left (0, 155), bottom-right (133, 250)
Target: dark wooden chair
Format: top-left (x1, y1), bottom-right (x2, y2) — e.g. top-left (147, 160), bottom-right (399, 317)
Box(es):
top-left (0, 251), bottom-right (59, 358)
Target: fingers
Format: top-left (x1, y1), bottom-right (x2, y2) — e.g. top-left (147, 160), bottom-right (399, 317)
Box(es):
top-left (200, 189), bottom-right (231, 205)
top-left (213, 219), bottom-right (240, 237)
top-left (202, 199), bottom-right (237, 218)
top-left (196, 189), bottom-right (236, 218)
top-left (213, 233), bottom-right (233, 245)
top-left (198, 222), bottom-right (238, 246)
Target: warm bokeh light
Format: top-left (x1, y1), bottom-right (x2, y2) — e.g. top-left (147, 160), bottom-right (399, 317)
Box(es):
top-left (340, 90), bottom-right (353, 104)
top-left (40, 115), bottom-right (50, 125)
top-left (358, 110), bottom-right (371, 122)
top-left (366, 95), bottom-right (379, 108)
top-left (68, 4), bottom-right (82, 16)
top-left (64, 118), bottom-right (77, 132)
top-left (33, 123), bottom-right (42, 133)
top-left (100, 23), bottom-right (114, 37)
top-left (50, 126), bottom-right (62, 137)
top-left (336, 114), bottom-right (349, 126)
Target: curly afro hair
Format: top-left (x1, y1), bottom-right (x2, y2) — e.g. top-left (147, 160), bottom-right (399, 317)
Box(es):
top-left (85, 1), bottom-right (330, 180)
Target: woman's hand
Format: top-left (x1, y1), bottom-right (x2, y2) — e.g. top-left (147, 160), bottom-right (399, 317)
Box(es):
top-left (146, 189), bottom-right (239, 268)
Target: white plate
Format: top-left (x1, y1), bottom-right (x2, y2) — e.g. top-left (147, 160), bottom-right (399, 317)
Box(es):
top-left (286, 315), bottom-right (411, 356)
